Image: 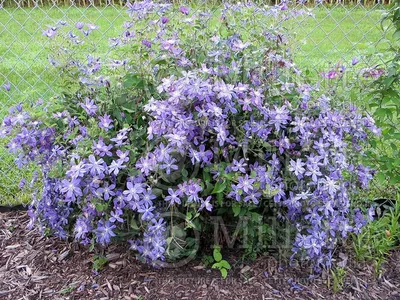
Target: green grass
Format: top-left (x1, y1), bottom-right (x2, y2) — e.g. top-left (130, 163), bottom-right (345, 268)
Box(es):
top-left (287, 6), bottom-right (391, 70)
top-left (0, 4), bottom-right (392, 205)
top-left (353, 194), bottom-right (400, 274)
top-left (0, 6), bottom-right (127, 205)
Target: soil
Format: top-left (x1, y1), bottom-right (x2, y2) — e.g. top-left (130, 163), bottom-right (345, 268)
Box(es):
top-left (1, 211), bottom-right (399, 300)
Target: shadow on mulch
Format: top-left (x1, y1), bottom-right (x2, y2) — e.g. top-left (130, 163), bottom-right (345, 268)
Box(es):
top-left (0, 211), bottom-right (399, 300)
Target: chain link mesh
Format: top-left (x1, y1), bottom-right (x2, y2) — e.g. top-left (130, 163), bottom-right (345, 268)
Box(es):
top-left (0, 0), bottom-right (394, 205)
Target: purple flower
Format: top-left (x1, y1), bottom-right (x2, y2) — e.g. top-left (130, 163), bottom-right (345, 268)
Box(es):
top-left (161, 16), bottom-right (169, 24)
top-left (215, 81), bottom-right (236, 100)
top-left (93, 138), bottom-right (112, 157)
top-left (244, 190), bottom-right (261, 205)
top-left (232, 159), bottom-right (247, 173)
top-left (165, 188), bottom-right (182, 205)
top-left (352, 57), bottom-right (360, 66)
top-left (321, 70), bottom-right (338, 79)
top-left (228, 184), bottom-right (242, 202)
top-left (159, 156), bottom-right (178, 175)
top-left (138, 204), bottom-right (155, 221)
top-left (66, 161), bottom-right (86, 179)
top-left (98, 183), bottom-right (115, 200)
top-left (108, 159), bottom-right (126, 176)
top-left (60, 178), bottom-right (82, 200)
top-left (304, 236), bottom-right (322, 256)
top-left (149, 218), bottom-right (166, 233)
top-left (199, 196), bottom-right (213, 211)
top-left (136, 154), bottom-right (155, 176)
top-left (275, 136), bottom-right (291, 154)
top-left (142, 40), bottom-right (152, 48)
top-left (87, 24), bottom-right (99, 31)
top-left (110, 209), bottom-right (124, 223)
top-left (289, 159), bottom-right (305, 179)
top-left (320, 176), bottom-right (340, 196)
top-left (237, 175), bottom-right (255, 193)
top-left (141, 189), bottom-right (156, 206)
top-left (269, 105), bottom-right (291, 131)
top-left (19, 178), bottom-right (26, 189)
top-left (179, 6), bottom-right (190, 15)
top-left (116, 150), bottom-right (129, 163)
top-left (80, 98), bottom-right (98, 116)
top-left (98, 114), bottom-right (114, 131)
top-left (214, 124), bottom-right (229, 147)
top-left (238, 98), bottom-right (252, 111)
top-left (96, 221), bottom-right (116, 244)
top-left (86, 155), bottom-right (105, 176)
top-left (339, 220), bottom-right (353, 238)
top-left (268, 154), bottom-right (281, 170)
top-left (367, 206), bottom-right (375, 221)
top-left (75, 22), bottom-right (84, 30)
top-left (3, 82), bottom-right (11, 91)
top-left (123, 181), bottom-right (144, 201)
top-left (313, 138), bottom-right (329, 154)
top-left (305, 164), bottom-right (322, 182)
top-left (189, 144), bottom-right (213, 165)
top-left (43, 28), bottom-right (57, 38)
top-left (110, 129), bottom-right (129, 146)
top-left (185, 180), bottom-right (203, 203)
top-left (58, 20), bottom-right (69, 26)
top-left (232, 40), bottom-right (250, 51)
top-left (74, 218), bottom-right (91, 240)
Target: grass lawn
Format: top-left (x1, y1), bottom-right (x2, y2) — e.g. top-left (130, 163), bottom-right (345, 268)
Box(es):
top-left (0, 4), bottom-right (392, 205)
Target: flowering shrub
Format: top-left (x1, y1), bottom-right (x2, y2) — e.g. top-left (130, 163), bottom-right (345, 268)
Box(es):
top-left (1, 1), bottom-right (378, 271)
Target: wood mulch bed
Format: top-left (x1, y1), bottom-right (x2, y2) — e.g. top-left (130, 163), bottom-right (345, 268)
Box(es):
top-left (1, 211), bottom-right (399, 300)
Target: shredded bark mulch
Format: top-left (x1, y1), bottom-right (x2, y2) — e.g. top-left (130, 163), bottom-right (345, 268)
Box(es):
top-left (1, 211), bottom-right (399, 300)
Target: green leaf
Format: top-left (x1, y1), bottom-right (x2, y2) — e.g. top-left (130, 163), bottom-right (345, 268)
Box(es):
top-left (152, 188), bottom-right (163, 197)
top-left (376, 172), bottom-right (386, 184)
top-left (217, 193), bottom-right (224, 207)
top-left (385, 160), bottom-right (393, 171)
top-left (262, 141), bottom-right (273, 150)
top-left (121, 106), bottom-right (136, 113)
top-left (232, 202), bottom-right (241, 217)
top-left (393, 29), bottom-right (400, 40)
top-left (222, 172), bottom-right (234, 180)
top-left (374, 108), bottom-right (387, 119)
top-left (181, 168), bottom-right (189, 178)
top-left (152, 58), bottom-right (169, 65)
top-left (212, 181), bottom-right (226, 194)
top-left (220, 268), bottom-right (228, 279)
top-left (130, 218), bottom-right (139, 230)
top-left (172, 225), bottom-right (186, 239)
top-left (213, 248), bottom-right (222, 262)
top-left (205, 181), bottom-right (215, 194)
top-left (251, 212), bottom-right (262, 222)
top-left (123, 74), bottom-right (145, 89)
top-left (389, 175), bottom-right (400, 184)
top-left (203, 168), bottom-right (211, 182)
top-left (115, 94), bottom-right (128, 105)
top-left (383, 76), bottom-right (396, 88)
top-left (219, 260), bottom-right (231, 269)
top-left (94, 202), bottom-right (107, 212)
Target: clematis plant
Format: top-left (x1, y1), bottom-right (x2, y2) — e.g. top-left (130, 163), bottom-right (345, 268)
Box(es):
top-left (1, 1), bottom-right (378, 272)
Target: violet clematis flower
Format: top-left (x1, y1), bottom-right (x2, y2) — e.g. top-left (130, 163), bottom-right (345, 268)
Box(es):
top-left (179, 6), bottom-right (190, 15)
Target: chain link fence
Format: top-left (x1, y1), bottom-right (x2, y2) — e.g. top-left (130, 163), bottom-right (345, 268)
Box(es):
top-left (0, 0), bottom-right (394, 205)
